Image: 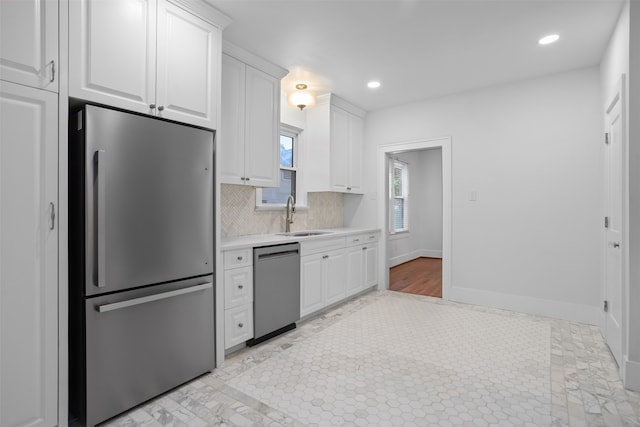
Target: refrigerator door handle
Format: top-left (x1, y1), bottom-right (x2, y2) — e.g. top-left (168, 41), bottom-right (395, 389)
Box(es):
top-left (95, 282), bottom-right (213, 313)
top-left (96, 150), bottom-right (107, 287)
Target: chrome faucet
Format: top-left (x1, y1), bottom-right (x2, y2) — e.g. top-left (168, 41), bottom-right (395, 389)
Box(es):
top-left (285, 195), bottom-right (295, 232)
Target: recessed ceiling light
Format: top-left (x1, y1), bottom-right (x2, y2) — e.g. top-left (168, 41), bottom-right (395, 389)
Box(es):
top-left (538, 34), bottom-right (560, 45)
top-left (367, 81), bottom-right (381, 89)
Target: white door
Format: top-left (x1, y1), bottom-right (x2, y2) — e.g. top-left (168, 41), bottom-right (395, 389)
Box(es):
top-left (604, 77), bottom-right (625, 366)
top-left (300, 254), bottom-right (324, 317)
top-left (220, 54), bottom-right (247, 185)
top-left (69, 0), bottom-right (157, 114)
top-left (348, 113), bottom-right (364, 193)
top-left (0, 0), bottom-right (58, 92)
top-left (330, 107), bottom-right (349, 191)
top-left (324, 249), bottom-right (347, 305)
top-left (364, 244), bottom-right (379, 288)
top-left (244, 66), bottom-right (279, 187)
top-left (0, 81), bottom-right (58, 427)
top-left (156, 0), bottom-right (219, 128)
top-left (346, 246), bottom-right (364, 296)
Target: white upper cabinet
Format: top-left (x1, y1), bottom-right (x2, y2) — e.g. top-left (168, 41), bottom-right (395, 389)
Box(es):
top-left (1, 80), bottom-right (58, 427)
top-left (70, 0), bottom-right (229, 129)
top-left (0, 0), bottom-right (58, 92)
top-left (220, 44), bottom-right (288, 187)
top-left (156, 1), bottom-right (218, 127)
top-left (306, 94), bottom-right (366, 193)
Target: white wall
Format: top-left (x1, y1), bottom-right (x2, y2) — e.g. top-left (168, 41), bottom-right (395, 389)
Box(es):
top-left (346, 66), bottom-right (604, 324)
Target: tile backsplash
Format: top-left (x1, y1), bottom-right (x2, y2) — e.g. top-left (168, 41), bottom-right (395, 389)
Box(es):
top-left (220, 184), bottom-right (343, 238)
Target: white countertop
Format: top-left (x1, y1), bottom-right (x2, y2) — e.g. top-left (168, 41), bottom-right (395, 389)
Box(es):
top-left (220, 227), bottom-right (381, 251)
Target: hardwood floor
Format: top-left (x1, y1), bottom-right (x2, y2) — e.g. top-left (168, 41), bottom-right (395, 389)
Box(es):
top-left (389, 257), bottom-right (442, 297)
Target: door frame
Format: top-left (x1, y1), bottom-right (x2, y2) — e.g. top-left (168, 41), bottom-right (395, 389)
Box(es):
top-left (377, 137), bottom-right (452, 299)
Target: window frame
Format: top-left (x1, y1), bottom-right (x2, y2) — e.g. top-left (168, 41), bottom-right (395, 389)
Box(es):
top-left (389, 158), bottom-right (409, 234)
top-left (256, 123), bottom-right (306, 210)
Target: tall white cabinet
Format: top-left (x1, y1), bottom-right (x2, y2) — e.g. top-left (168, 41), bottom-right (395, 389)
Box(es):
top-left (305, 94), bottom-right (366, 193)
top-left (220, 43), bottom-right (288, 187)
top-left (69, 0), bottom-right (229, 129)
top-left (0, 81), bottom-right (59, 427)
top-left (0, 0), bottom-right (59, 92)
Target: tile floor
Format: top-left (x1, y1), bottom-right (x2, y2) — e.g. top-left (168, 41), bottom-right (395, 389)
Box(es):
top-left (102, 291), bottom-right (640, 427)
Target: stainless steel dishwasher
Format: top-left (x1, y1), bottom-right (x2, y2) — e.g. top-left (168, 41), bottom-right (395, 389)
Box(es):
top-left (249, 243), bottom-right (301, 345)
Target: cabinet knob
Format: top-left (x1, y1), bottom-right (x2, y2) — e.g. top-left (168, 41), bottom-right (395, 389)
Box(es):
top-left (238, 284), bottom-right (244, 289)
top-left (158, 105), bottom-right (164, 112)
top-left (323, 255), bottom-right (329, 259)
top-left (354, 239), bottom-right (360, 242)
top-left (362, 247), bottom-right (367, 250)
top-left (237, 256), bottom-right (243, 261)
top-left (347, 187), bottom-right (352, 191)
top-left (245, 177), bottom-right (250, 181)
top-left (149, 104), bottom-right (156, 110)
top-left (238, 323), bottom-right (244, 328)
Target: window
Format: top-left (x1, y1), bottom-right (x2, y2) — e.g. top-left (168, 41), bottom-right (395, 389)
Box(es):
top-left (390, 159), bottom-right (409, 233)
top-left (258, 124), bottom-right (301, 207)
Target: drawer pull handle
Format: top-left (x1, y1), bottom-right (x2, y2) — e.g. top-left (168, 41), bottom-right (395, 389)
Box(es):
top-left (238, 323), bottom-right (244, 328)
top-left (322, 255), bottom-right (329, 259)
top-left (353, 239), bottom-right (360, 242)
top-left (237, 256), bottom-right (243, 261)
top-left (238, 284), bottom-right (244, 289)
top-left (362, 247), bottom-right (367, 250)
top-left (96, 283), bottom-right (212, 313)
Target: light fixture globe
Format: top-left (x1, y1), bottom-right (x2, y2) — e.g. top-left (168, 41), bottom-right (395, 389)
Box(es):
top-left (288, 83), bottom-right (315, 110)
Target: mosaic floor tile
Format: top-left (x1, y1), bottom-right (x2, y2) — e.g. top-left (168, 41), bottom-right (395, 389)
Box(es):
top-left (100, 290), bottom-right (640, 427)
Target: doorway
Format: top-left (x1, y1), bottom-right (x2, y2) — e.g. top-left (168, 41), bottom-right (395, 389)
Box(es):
top-left (389, 257), bottom-right (442, 297)
top-left (376, 137), bottom-right (452, 299)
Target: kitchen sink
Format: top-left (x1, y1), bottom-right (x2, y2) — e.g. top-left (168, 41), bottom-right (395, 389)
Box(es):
top-left (276, 231), bottom-right (332, 237)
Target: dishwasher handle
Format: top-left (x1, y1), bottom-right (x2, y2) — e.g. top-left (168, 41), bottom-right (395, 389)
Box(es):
top-left (257, 249), bottom-right (299, 260)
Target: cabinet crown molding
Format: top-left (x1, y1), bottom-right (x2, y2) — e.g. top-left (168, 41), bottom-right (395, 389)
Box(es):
top-left (223, 40), bottom-right (289, 79)
top-left (316, 93), bottom-right (366, 117)
top-left (170, 0), bottom-right (233, 28)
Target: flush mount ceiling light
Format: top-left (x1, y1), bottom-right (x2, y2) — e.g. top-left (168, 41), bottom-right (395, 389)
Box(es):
top-left (538, 34), bottom-right (560, 45)
top-left (367, 81), bottom-right (381, 89)
top-left (288, 83), bottom-right (315, 110)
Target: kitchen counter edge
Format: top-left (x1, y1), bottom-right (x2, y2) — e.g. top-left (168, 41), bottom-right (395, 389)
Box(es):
top-left (220, 228), bottom-right (381, 251)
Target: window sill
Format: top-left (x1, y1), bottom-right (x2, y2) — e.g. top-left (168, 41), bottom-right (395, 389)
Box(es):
top-left (388, 231), bottom-right (410, 240)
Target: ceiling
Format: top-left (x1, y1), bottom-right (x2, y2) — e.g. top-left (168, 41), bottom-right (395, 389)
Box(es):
top-left (209, 0), bottom-right (624, 112)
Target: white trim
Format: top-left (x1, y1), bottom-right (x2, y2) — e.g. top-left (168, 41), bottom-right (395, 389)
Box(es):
top-left (168, 0), bottom-right (233, 28)
top-left (377, 136), bottom-right (452, 300)
top-left (449, 286), bottom-right (601, 326)
top-left (389, 251), bottom-right (422, 268)
top-left (420, 249), bottom-right (442, 259)
top-left (222, 40), bottom-right (288, 79)
top-left (624, 358), bottom-right (640, 392)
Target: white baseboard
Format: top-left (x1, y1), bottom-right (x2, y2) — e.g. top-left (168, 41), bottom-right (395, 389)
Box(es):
top-left (624, 358), bottom-right (640, 392)
top-left (448, 285), bottom-right (601, 326)
top-left (420, 249), bottom-right (442, 258)
top-left (389, 249), bottom-right (442, 267)
top-left (389, 250), bottom-right (421, 267)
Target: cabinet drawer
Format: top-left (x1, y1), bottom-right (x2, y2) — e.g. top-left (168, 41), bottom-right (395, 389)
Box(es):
top-left (347, 232), bottom-right (379, 247)
top-left (224, 267), bottom-right (253, 309)
top-left (225, 304), bottom-right (253, 349)
top-left (223, 248), bottom-right (252, 269)
top-left (301, 237), bottom-right (346, 256)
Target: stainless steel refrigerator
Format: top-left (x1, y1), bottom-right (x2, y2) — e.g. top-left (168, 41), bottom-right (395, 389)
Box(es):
top-left (68, 105), bottom-right (215, 426)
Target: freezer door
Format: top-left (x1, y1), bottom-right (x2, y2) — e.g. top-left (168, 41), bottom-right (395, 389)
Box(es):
top-left (83, 105), bottom-right (214, 295)
top-left (85, 277), bottom-right (215, 426)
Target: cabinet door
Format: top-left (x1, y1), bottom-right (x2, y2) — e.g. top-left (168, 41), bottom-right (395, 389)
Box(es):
top-left (156, 0), bottom-right (219, 128)
top-left (69, 0), bottom-right (157, 114)
top-left (0, 81), bottom-right (58, 427)
top-left (364, 244), bottom-right (379, 288)
top-left (345, 246), bottom-right (364, 297)
top-left (330, 106), bottom-right (349, 191)
top-left (347, 113), bottom-right (364, 193)
top-left (0, 0), bottom-right (58, 92)
top-left (244, 66), bottom-right (280, 187)
top-left (324, 249), bottom-right (347, 306)
top-left (300, 254), bottom-right (324, 317)
top-left (220, 54), bottom-right (247, 185)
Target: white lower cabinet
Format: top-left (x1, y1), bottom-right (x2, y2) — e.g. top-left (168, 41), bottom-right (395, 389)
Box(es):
top-left (223, 248), bottom-right (253, 349)
top-left (300, 248), bottom-right (346, 317)
top-left (0, 80), bottom-right (58, 427)
top-left (300, 232), bottom-right (379, 318)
